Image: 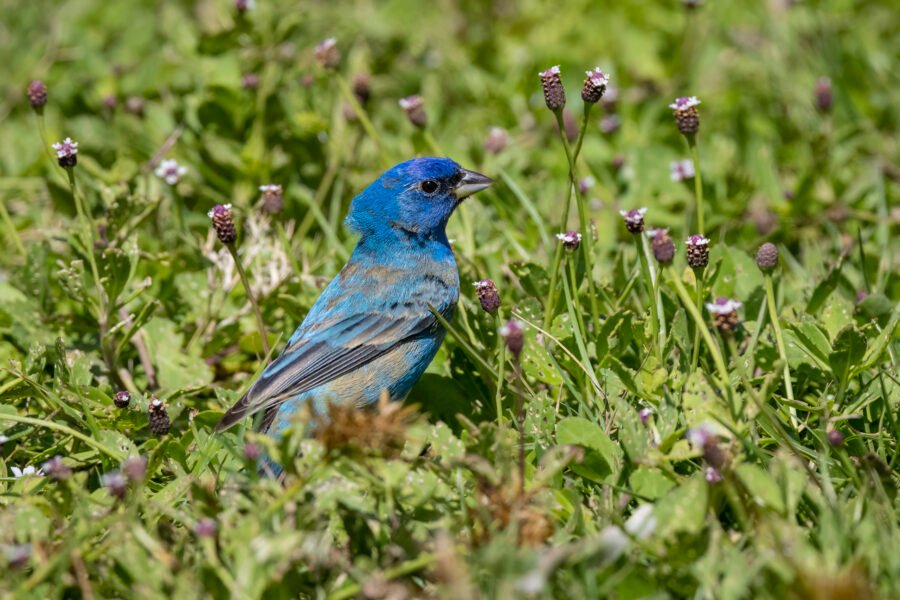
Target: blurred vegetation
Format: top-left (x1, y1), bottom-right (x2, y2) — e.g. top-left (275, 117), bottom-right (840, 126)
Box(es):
top-left (0, 0), bottom-right (898, 598)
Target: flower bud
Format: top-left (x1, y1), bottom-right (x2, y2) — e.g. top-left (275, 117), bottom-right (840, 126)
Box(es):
top-left (259, 184), bottom-right (284, 214)
top-left (148, 397), bottom-right (171, 436)
top-left (352, 73), bottom-right (371, 105)
top-left (827, 429), bottom-right (844, 447)
top-left (670, 159), bottom-right (695, 182)
top-left (706, 297), bottom-right (742, 334)
top-left (43, 456), bottom-right (71, 481)
top-left (113, 390), bottom-right (131, 409)
top-left (124, 96), bottom-right (145, 118)
top-left (815, 77), bottom-right (832, 113)
top-left (619, 208), bottom-right (647, 234)
top-left (474, 279), bottom-right (501, 314)
top-left (581, 68), bottom-right (609, 104)
top-left (484, 127), bottom-right (509, 154)
top-left (648, 229), bottom-right (675, 265)
top-left (208, 204), bottom-right (237, 245)
top-left (669, 96), bottom-right (701, 136)
top-left (101, 470), bottom-right (128, 499)
top-left (685, 234), bottom-right (710, 269)
top-left (314, 37), bottom-right (340, 70)
top-left (27, 80), bottom-right (47, 111)
top-left (538, 66), bottom-right (566, 112)
top-left (243, 442), bottom-right (262, 462)
top-left (51, 137), bottom-right (78, 168)
top-left (600, 115), bottom-right (620, 134)
top-left (556, 230), bottom-right (582, 251)
top-left (235, 0), bottom-right (255, 13)
top-left (638, 408), bottom-right (653, 424)
top-left (195, 517), bottom-right (218, 538)
top-left (755, 242), bottom-right (778, 273)
top-left (499, 320), bottom-right (525, 359)
top-left (398, 95), bottom-right (427, 128)
top-left (123, 456), bottom-right (147, 482)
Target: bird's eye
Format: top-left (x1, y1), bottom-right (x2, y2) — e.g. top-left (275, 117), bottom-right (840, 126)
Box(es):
top-left (421, 179), bottom-right (440, 195)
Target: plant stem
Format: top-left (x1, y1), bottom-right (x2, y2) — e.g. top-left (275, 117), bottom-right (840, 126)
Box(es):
top-left (334, 73), bottom-right (383, 155)
top-left (689, 138), bottom-right (705, 235)
top-left (690, 270), bottom-right (704, 371)
top-left (668, 272), bottom-right (728, 385)
top-left (764, 273), bottom-right (797, 424)
top-left (494, 313), bottom-right (507, 427)
top-left (0, 196), bottom-right (24, 256)
top-left (227, 244), bottom-right (271, 357)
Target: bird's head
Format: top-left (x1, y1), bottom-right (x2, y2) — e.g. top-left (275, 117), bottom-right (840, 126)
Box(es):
top-left (345, 157), bottom-right (492, 240)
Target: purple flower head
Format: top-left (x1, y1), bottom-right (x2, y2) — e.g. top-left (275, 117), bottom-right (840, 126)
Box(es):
top-left (600, 115), bottom-right (620, 134)
top-left (123, 456), bottom-right (148, 482)
top-left (706, 297), bottom-right (742, 315)
top-left (399, 95), bottom-right (427, 128)
top-left (538, 65), bottom-right (566, 112)
top-left (43, 456), bottom-right (71, 481)
top-left (827, 429), bottom-right (844, 447)
top-left (101, 470), bottom-right (128, 498)
top-left (686, 234), bottom-right (709, 247)
top-left (208, 204), bottom-right (237, 245)
top-left (52, 137), bottom-right (79, 168)
top-left (155, 159), bottom-right (187, 185)
top-left (669, 96), bottom-right (701, 111)
top-left (704, 466), bottom-right (723, 484)
top-left (556, 230), bottom-right (582, 251)
top-left (28, 80), bottom-right (47, 110)
top-left (670, 159), bottom-right (695, 182)
top-left (314, 37), bottom-right (340, 69)
top-left (499, 319), bottom-right (525, 358)
top-left (578, 176), bottom-right (595, 196)
top-left (195, 517), bottom-right (218, 538)
top-left (638, 407), bottom-right (653, 424)
top-left (484, 127), bottom-right (509, 154)
top-left (581, 67), bottom-right (609, 103)
top-left (235, 0), bottom-right (255, 13)
top-left (259, 184), bottom-right (284, 214)
top-left (113, 390), bottom-right (131, 409)
top-left (243, 442), bottom-right (262, 462)
top-left (473, 279), bottom-right (501, 314)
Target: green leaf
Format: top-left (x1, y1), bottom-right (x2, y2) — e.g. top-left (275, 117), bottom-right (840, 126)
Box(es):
top-left (630, 467), bottom-right (675, 500)
top-left (653, 474), bottom-right (708, 537)
top-left (806, 260), bottom-right (843, 314)
top-left (557, 416), bottom-right (622, 483)
top-left (828, 325), bottom-right (867, 385)
top-left (735, 463), bottom-right (785, 515)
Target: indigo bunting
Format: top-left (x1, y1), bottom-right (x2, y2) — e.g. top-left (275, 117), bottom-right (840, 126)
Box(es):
top-left (217, 157), bottom-right (492, 436)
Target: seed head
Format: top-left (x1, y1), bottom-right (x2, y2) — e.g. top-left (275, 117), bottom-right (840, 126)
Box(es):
top-left (670, 159), bottom-right (695, 182)
top-left (154, 159), bottom-right (187, 186)
top-left (27, 80), bottom-right (47, 111)
top-left (474, 279), bottom-right (501, 314)
top-left (113, 390), bottom-right (131, 409)
top-left (148, 397), bottom-right (171, 436)
top-left (685, 234), bottom-right (710, 269)
top-left (669, 96), bottom-right (701, 136)
top-left (124, 96), bottom-right (145, 117)
top-left (600, 115), bottom-right (620, 134)
top-left (101, 470), bottom-right (128, 499)
top-left (398, 95), bottom-right (427, 128)
top-left (648, 228), bottom-right (675, 265)
top-left (208, 204), bottom-right (237, 245)
top-left (122, 456), bottom-right (147, 482)
top-left (619, 207), bottom-right (647, 234)
top-left (827, 429), bottom-right (844, 447)
top-left (243, 442), bottom-right (262, 462)
top-left (499, 320), bottom-right (525, 359)
top-left (314, 37), bottom-right (340, 70)
top-left (51, 137), bottom-right (78, 168)
top-left (755, 242), bottom-right (779, 272)
top-left (581, 67), bottom-right (609, 104)
top-left (259, 184), bottom-right (284, 214)
top-left (706, 297), bottom-right (742, 334)
top-left (704, 466), bottom-right (723, 483)
top-left (195, 517), bottom-right (218, 538)
top-left (538, 65), bottom-right (566, 112)
top-left (484, 127), bottom-right (509, 154)
top-left (815, 77), bottom-right (832, 113)
top-left (556, 230), bottom-right (582, 251)
top-left (352, 73), bottom-right (371, 104)
top-left (42, 456), bottom-right (71, 481)
top-left (235, 0), bottom-right (255, 13)
top-left (241, 73), bottom-right (260, 89)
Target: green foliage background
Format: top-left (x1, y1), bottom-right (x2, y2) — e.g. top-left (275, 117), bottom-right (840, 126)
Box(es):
top-left (0, 0), bottom-right (898, 598)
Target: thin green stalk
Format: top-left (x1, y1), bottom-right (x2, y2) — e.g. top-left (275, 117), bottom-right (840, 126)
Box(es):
top-left (690, 270), bottom-right (704, 370)
top-left (641, 235), bottom-right (667, 357)
top-left (227, 244), bottom-right (271, 357)
top-left (334, 73), bottom-right (383, 155)
top-left (0, 196), bottom-right (25, 256)
top-left (635, 236), bottom-right (660, 360)
top-left (494, 313), bottom-right (507, 426)
top-left (688, 139), bottom-right (704, 235)
top-left (0, 413), bottom-right (124, 460)
top-left (544, 242), bottom-right (565, 328)
top-left (764, 273), bottom-right (797, 424)
top-left (668, 272), bottom-right (728, 385)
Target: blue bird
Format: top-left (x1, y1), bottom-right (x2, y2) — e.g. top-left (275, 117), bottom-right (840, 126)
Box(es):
top-left (216, 157), bottom-right (492, 439)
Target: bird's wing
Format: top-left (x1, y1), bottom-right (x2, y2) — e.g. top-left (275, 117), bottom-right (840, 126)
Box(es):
top-left (216, 284), bottom-right (453, 432)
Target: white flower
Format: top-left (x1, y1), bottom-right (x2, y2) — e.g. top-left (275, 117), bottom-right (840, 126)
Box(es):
top-left (705, 298), bottom-right (742, 315)
top-left (51, 137), bottom-right (78, 158)
top-left (0, 435), bottom-right (8, 445)
top-left (538, 65), bottom-right (561, 77)
top-left (555, 231), bottom-right (582, 244)
top-left (669, 159), bottom-right (695, 182)
top-left (10, 465), bottom-right (43, 478)
top-left (685, 234), bottom-right (709, 247)
top-left (207, 203), bottom-right (232, 219)
top-left (259, 184), bottom-right (282, 194)
top-left (584, 67), bottom-right (609, 86)
top-left (154, 159), bottom-right (188, 185)
top-left (669, 96), bottom-right (701, 110)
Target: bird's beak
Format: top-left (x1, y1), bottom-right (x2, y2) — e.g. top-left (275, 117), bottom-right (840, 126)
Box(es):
top-left (453, 168), bottom-right (493, 201)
